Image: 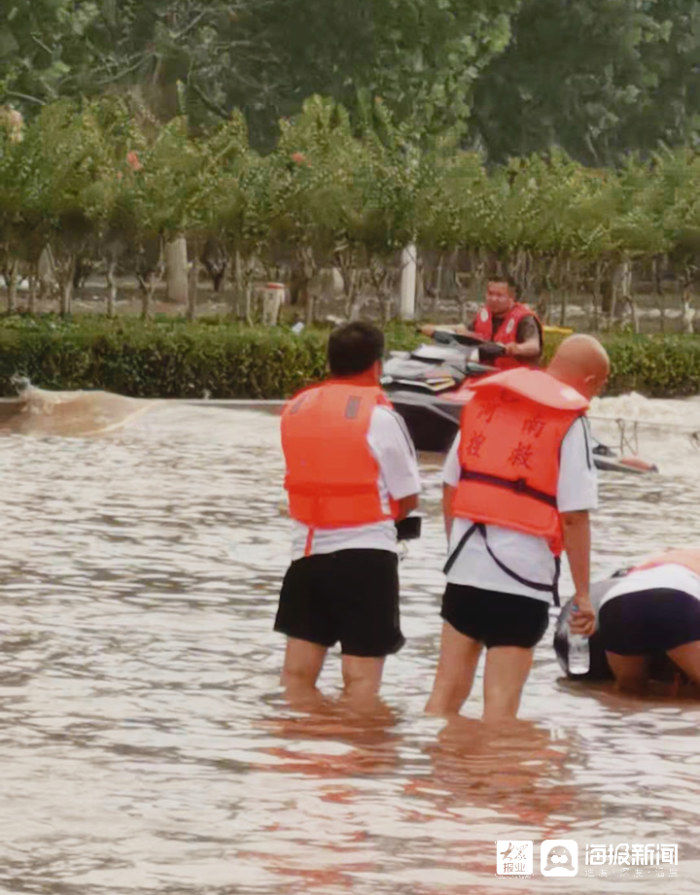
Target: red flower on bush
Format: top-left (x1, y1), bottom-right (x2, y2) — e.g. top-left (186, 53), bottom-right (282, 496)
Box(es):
top-left (126, 150), bottom-right (143, 171)
top-left (290, 152), bottom-right (308, 166)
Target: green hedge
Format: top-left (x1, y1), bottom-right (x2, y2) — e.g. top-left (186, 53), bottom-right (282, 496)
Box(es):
top-left (0, 315), bottom-right (697, 399)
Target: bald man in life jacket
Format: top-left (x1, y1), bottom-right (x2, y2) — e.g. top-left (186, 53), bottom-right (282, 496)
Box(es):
top-left (426, 334), bottom-right (610, 722)
top-left (596, 547), bottom-right (700, 694)
top-left (421, 278), bottom-right (543, 370)
top-left (276, 322), bottom-right (421, 708)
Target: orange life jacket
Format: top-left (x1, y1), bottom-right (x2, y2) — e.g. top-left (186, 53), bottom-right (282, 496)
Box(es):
top-left (452, 368), bottom-right (588, 555)
top-left (473, 302), bottom-right (542, 371)
top-left (281, 376), bottom-right (398, 539)
top-left (632, 548), bottom-right (700, 578)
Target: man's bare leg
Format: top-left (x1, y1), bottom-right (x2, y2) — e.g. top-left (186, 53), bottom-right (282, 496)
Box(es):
top-left (667, 641), bottom-right (700, 687)
top-left (341, 655), bottom-right (385, 710)
top-left (425, 621), bottom-right (483, 715)
top-left (482, 646), bottom-right (535, 722)
top-left (605, 652), bottom-right (649, 695)
top-left (281, 637), bottom-right (327, 708)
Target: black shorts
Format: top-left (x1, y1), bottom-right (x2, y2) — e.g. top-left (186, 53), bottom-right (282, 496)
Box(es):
top-left (274, 549), bottom-right (404, 658)
top-left (598, 589), bottom-right (700, 655)
top-left (441, 583), bottom-right (550, 649)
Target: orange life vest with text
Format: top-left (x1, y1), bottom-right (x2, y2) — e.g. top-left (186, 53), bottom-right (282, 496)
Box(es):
top-left (452, 368), bottom-right (588, 555)
top-left (281, 376), bottom-right (398, 533)
top-left (473, 302), bottom-right (542, 371)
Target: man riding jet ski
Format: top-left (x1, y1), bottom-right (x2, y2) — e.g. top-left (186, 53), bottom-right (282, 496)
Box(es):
top-left (422, 277), bottom-right (544, 370)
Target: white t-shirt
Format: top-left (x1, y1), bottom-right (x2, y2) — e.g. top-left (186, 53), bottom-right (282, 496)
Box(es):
top-left (442, 416), bottom-right (598, 603)
top-left (289, 405), bottom-right (421, 559)
top-left (599, 564), bottom-right (700, 610)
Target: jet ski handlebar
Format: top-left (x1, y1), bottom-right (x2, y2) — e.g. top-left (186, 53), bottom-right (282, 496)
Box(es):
top-left (427, 328), bottom-right (505, 357)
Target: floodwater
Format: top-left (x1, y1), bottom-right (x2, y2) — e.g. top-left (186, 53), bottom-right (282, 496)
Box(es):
top-left (0, 388), bottom-right (699, 894)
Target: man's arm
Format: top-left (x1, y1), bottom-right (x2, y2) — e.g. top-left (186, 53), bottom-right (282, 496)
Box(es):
top-left (396, 494), bottom-right (419, 521)
top-left (560, 510), bottom-right (596, 635)
top-left (503, 316), bottom-right (542, 360)
top-left (443, 483), bottom-right (456, 540)
top-left (368, 407), bottom-right (421, 520)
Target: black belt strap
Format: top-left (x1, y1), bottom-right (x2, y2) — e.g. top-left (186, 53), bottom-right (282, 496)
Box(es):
top-left (460, 468), bottom-right (557, 508)
top-left (444, 521), bottom-right (560, 606)
top-left (443, 523), bottom-right (477, 575)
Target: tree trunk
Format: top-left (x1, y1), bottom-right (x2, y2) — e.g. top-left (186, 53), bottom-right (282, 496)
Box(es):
top-left (653, 254), bottom-right (666, 333)
top-left (297, 246), bottom-right (317, 325)
top-left (682, 268), bottom-right (695, 334)
top-left (559, 257), bottom-right (571, 327)
top-left (591, 260), bottom-right (603, 332)
top-left (58, 255), bottom-right (77, 316)
top-left (399, 243), bottom-right (417, 320)
top-left (5, 257), bottom-right (18, 313)
top-left (244, 273), bottom-right (253, 325)
top-left (141, 272), bottom-right (157, 320)
top-left (106, 259), bottom-right (118, 318)
top-left (304, 292), bottom-right (316, 327)
top-left (617, 255), bottom-right (636, 332)
top-left (232, 249), bottom-right (244, 318)
top-left (165, 235), bottom-right (188, 303)
top-left (28, 267), bottom-right (37, 315)
top-left (186, 256), bottom-right (199, 321)
top-left (334, 247), bottom-right (359, 320)
top-left (433, 252), bottom-right (444, 313)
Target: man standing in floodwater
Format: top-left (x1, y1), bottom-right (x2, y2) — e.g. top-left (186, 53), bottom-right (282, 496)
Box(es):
top-left (275, 322), bottom-right (421, 706)
top-left (426, 334), bottom-right (609, 721)
top-left (421, 277), bottom-right (543, 369)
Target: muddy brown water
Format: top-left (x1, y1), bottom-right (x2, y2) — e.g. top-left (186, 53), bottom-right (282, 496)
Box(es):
top-left (0, 390), bottom-right (698, 894)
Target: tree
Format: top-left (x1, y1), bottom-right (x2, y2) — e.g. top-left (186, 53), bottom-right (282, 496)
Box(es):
top-left (2, 1), bottom-right (522, 149)
top-left (16, 99), bottom-right (118, 315)
top-left (471, 0), bottom-right (700, 165)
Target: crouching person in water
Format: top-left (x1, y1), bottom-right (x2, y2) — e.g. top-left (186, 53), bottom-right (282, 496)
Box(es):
top-left (426, 335), bottom-right (610, 722)
top-left (597, 548), bottom-right (700, 694)
top-left (275, 322), bottom-right (421, 708)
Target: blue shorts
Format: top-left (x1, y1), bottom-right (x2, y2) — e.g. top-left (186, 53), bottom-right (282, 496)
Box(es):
top-left (599, 588), bottom-right (700, 655)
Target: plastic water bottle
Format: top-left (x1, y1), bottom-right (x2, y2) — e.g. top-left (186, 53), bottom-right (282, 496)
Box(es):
top-left (568, 605), bottom-right (590, 675)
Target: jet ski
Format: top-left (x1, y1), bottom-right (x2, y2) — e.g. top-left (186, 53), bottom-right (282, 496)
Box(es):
top-left (381, 330), bottom-right (497, 452)
top-left (382, 330), bottom-right (658, 474)
top-left (554, 575), bottom-right (676, 681)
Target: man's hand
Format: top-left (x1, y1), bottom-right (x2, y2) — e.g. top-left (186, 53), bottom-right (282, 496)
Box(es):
top-left (396, 494), bottom-right (419, 521)
top-left (503, 342), bottom-right (520, 357)
top-left (570, 594), bottom-right (596, 636)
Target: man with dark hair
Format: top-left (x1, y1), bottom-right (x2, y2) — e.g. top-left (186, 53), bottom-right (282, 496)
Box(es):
top-left (422, 279), bottom-right (543, 369)
top-left (276, 322), bottom-right (421, 707)
top-left (327, 321), bottom-right (385, 375)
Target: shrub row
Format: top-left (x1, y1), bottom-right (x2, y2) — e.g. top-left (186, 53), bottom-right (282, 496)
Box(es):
top-left (0, 315), bottom-right (697, 399)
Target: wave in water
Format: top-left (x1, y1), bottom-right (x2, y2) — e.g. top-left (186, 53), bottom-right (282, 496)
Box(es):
top-left (0, 385), bottom-right (155, 437)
